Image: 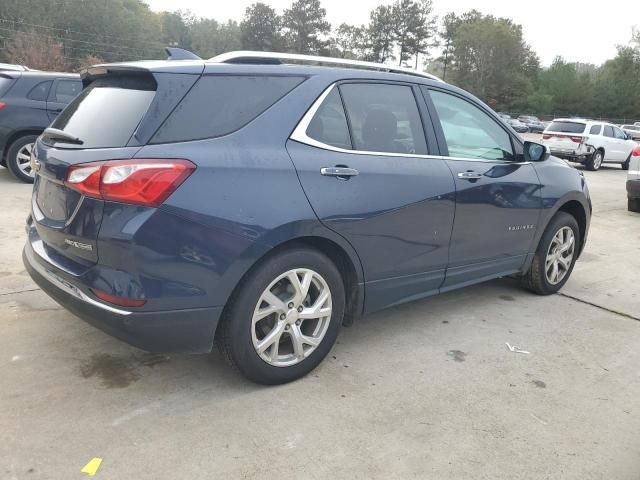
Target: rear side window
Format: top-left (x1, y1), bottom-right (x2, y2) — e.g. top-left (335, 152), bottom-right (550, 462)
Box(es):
top-left (151, 75), bottom-right (304, 144)
top-left (613, 127), bottom-right (626, 139)
top-left (548, 121), bottom-right (586, 134)
top-left (306, 88), bottom-right (351, 149)
top-left (589, 124), bottom-right (602, 135)
top-left (27, 81), bottom-right (52, 101)
top-left (53, 80), bottom-right (82, 103)
top-left (428, 89), bottom-right (513, 161)
top-left (339, 83), bottom-right (427, 155)
top-left (603, 125), bottom-right (614, 138)
top-left (49, 75), bottom-right (156, 149)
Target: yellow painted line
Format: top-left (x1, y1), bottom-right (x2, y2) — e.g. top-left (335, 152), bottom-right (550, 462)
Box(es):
top-left (81, 458), bottom-right (103, 476)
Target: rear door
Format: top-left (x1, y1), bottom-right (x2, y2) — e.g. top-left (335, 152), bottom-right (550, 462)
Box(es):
top-left (287, 81), bottom-right (456, 312)
top-left (612, 126), bottom-right (633, 161)
top-left (423, 87), bottom-right (542, 289)
top-left (602, 125), bottom-right (622, 160)
top-left (46, 78), bottom-right (82, 121)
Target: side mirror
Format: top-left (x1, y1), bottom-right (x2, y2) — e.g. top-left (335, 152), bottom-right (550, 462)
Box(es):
top-left (524, 141), bottom-right (549, 162)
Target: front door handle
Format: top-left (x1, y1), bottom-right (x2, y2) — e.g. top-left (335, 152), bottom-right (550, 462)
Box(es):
top-left (457, 171), bottom-right (483, 180)
top-left (321, 166), bottom-right (359, 179)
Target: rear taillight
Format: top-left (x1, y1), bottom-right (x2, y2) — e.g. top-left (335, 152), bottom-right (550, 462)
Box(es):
top-left (65, 159), bottom-right (196, 207)
top-left (0, 101), bottom-right (5, 109)
top-left (543, 134), bottom-right (552, 140)
top-left (633, 146), bottom-right (640, 157)
top-left (570, 136), bottom-right (583, 143)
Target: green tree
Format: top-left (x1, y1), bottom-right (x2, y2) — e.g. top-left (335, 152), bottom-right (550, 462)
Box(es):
top-left (366, 5), bottom-right (395, 63)
top-left (391, 0), bottom-right (437, 68)
top-left (282, 0), bottom-right (331, 54)
top-left (241, 3), bottom-right (281, 51)
top-left (330, 23), bottom-right (366, 59)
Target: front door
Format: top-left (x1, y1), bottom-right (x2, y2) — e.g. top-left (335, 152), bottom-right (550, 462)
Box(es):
top-left (423, 87), bottom-right (542, 289)
top-left (287, 81), bottom-right (456, 312)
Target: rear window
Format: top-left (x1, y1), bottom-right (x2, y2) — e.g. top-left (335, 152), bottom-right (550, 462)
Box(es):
top-left (53, 79), bottom-right (82, 103)
top-left (48, 76), bottom-right (155, 148)
top-left (151, 75), bottom-right (304, 144)
top-left (548, 121), bottom-right (586, 134)
top-left (0, 76), bottom-right (16, 96)
top-left (27, 81), bottom-right (52, 101)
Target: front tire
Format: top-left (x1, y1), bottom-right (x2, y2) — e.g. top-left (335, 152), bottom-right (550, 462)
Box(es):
top-left (585, 150), bottom-right (603, 171)
top-left (216, 247), bottom-right (345, 384)
top-left (521, 212), bottom-right (580, 295)
top-left (6, 134), bottom-right (38, 183)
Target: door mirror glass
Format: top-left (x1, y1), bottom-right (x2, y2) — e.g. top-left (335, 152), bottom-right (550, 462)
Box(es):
top-left (524, 141), bottom-right (549, 162)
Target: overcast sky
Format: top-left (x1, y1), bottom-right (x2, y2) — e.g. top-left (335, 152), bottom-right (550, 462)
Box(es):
top-left (145, 0), bottom-right (639, 66)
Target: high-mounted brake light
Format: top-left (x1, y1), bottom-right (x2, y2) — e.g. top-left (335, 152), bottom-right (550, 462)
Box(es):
top-left (65, 159), bottom-right (196, 207)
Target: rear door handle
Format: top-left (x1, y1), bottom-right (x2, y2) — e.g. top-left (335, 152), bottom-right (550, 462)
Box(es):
top-left (457, 171), bottom-right (483, 180)
top-left (321, 167), bottom-right (359, 179)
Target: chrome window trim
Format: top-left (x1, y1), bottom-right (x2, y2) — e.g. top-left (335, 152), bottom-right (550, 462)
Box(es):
top-left (289, 83), bottom-right (531, 165)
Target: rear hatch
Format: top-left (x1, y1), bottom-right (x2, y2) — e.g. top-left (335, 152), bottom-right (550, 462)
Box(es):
top-left (543, 121), bottom-right (587, 151)
top-left (31, 66), bottom-right (201, 269)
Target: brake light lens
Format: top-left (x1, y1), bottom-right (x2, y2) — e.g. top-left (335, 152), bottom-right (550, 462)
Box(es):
top-left (91, 289), bottom-right (147, 307)
top-left (632, 146), bottom-right (640, 157)
top-left (0, 101), bottom-right (6, 110)
top-left (65, 159), bottom-right (196, 207)
top-left (570, 136), bottom-right (583, 143)
top-left (543, 134), bottom-right (552, 140)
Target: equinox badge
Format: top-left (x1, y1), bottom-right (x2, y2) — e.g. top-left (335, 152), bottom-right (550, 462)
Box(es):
top-left (64, 239), bottom-right (93, 251)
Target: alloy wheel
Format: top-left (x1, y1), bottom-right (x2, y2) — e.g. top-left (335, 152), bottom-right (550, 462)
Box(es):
top-left (16, 142), bottom-right (35, 177)
top-left (593, 152), bottom-right (603, 169)
top-left (251, 268), bottom-right (332, 367)
top-left (545, 226), bottom-right (575, 285)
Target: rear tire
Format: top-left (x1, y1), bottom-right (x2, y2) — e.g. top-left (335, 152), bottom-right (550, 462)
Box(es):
top-left (629, 198), bottom-right (640, 213)
top-left (216, 247), bottom-right (345, 384)
top-left (6, 134), bottom-right (38, 183)
top-left (520, 212), bottom-right (580, 295)
top-left (585, 150), bottom-right (603, 171)
top-left (622, 154), bottom-right (630, 171)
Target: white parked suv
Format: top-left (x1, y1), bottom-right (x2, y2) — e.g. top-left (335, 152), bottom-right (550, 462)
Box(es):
top-left (627, 146), bottom-right (640, 212)
top-left (542, 118), bottom-right (635, 171)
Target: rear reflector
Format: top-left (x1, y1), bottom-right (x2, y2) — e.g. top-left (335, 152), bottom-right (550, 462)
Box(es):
top-left (92, 289), bottom-right (147, 307)
top-left (65, 159), bottom-right (196, 207)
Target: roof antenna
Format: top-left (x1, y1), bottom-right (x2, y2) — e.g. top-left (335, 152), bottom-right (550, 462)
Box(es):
top-left (165, 47), bottom-right (201, 61)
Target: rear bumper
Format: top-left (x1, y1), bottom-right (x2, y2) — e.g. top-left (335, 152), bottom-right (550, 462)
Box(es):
top-left (549, 149), bottom-right (588, 162)
top-left (627, 179), bottom-right (640, 199)
top-left (23, 241), bottom-right (222, 353)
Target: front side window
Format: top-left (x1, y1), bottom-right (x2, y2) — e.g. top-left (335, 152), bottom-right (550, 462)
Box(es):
top-left (338, 83), bottom-right (427, 155)
top-left (306, 88), bottom-right (351, 150)
top-left (428, 89), bottom-right (514, 161)
top-left (27, 81), bottom-right (52, 101)
top-left (613, 127), bottom-right (626, 139)
top-left (589, 124), bottom-right (602, 135)
top-left (53, 80), bottom-right (82, 103)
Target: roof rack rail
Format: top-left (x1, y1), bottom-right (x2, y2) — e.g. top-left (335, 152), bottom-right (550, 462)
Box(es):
top-left (165, 47), bottom-right (201, 61)
top-left (209, 51), bottom-right (443, 82)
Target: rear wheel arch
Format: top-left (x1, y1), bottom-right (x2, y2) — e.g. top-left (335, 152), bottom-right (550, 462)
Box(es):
top-left (215, 235), bottom-right (364, 345)
top-left (3, 129), bottom-right (43, 160)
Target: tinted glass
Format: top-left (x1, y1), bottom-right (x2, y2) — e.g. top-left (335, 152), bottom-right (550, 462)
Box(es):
top-left (589, 125), bottom-right (602, 135)
top-left (548, 121), bottom-right (585, 134)
top-left (0, 77), bottom-right (15, 96)
top-left (339, 83), bottom-right (427, 155)
top-left (49, 76), bottom-right (156, 148)
top-left (306, 88), bottom-right (351, 149)
top-left (429, 89), bottom-right (513, 161)
top-left (603, 125), bottom-right (614, 138)
top-left (27, 81), bottom-right (52, 101)
top-left (152, 75), bottom-right (304, 144)
top-left (53, 80), bottom-right (82, 103)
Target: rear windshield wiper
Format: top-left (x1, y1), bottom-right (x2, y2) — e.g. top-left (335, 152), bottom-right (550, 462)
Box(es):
top-left (42, 128), bottom-right (84, 145)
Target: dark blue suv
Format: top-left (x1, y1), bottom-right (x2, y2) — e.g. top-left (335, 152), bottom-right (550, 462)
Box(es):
top-left (23, 52), bottom-right (591, 384)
